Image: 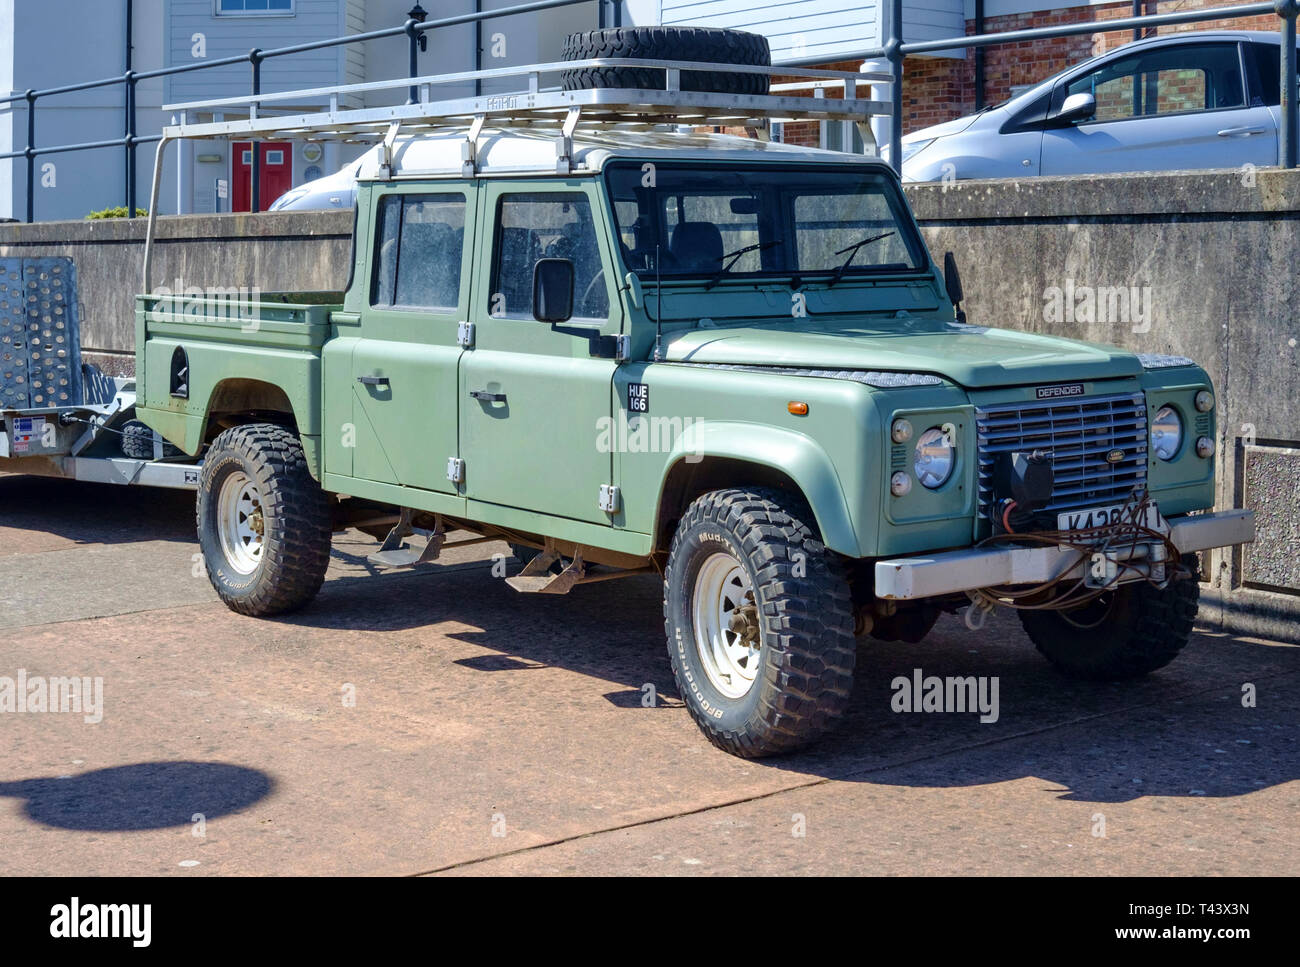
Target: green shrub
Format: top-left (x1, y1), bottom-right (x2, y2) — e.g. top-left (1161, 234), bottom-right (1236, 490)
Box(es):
top-left (86, 206), bottom-right (148, 219)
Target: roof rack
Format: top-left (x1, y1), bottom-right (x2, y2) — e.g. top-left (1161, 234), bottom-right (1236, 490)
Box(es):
top-left (162, 58), bottom-right (888, 147)
top-left (144, 57), bottom-right (890, 290)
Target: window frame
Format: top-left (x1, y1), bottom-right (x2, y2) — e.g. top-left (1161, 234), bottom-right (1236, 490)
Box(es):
top-left (214, 0), bottom-right (295, 17)
top-left (601, 160), bottom-right (929, 283)
top-left (487, 189), bottom-right (612, 323)
top-left (369, 190), bottom-right (470, 314)
top-left (1054, 40), bottom-right (1251, 128)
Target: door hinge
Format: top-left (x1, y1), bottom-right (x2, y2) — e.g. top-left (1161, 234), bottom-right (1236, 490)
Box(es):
top-left (446, 457), bottom-right (465, 484)
top-left (457, 321), bottom-right (475, 348)
top-left (586, 332), bottom-right (630, 361)
top-left (598, 484), bottom-right (620, 514)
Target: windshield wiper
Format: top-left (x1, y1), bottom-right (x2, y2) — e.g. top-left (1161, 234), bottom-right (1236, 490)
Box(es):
top-left (826, 231), bottom-right (895, 287)
top-left (703, 240), bottom-right (782, 290)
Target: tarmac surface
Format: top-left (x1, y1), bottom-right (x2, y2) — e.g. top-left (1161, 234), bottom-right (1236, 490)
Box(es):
top-left (1, 473), bottom-right (1296, 875)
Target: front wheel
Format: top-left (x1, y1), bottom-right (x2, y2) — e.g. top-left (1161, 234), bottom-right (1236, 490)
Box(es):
top-left (664, 488), bottom-right (856, 757)
top-left (197, 423), bottom-right (333, 616)
top-left (1018, 564), bottom-right (1200, 681)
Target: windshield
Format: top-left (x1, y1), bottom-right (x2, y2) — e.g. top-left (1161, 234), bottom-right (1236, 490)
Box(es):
top-left (604, 162), bottom-right (927, 283)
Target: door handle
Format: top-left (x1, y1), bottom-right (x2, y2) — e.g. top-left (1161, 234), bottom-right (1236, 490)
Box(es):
top-left (469, 389), bottom-right (506, 403)
top-left (1218, 126), bottom-right (1266, 137)
top-left (357, 375), bottom-right (390, 386)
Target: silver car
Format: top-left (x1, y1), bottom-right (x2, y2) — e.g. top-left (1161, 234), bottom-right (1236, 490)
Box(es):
top-left (894, 30), bottom-right (1286, 181)
top-left (267, 147), bottom-right (378, 212)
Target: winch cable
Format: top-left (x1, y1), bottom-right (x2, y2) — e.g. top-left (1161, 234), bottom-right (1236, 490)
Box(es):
top-left (965, 492), bottom-right (1184, 614)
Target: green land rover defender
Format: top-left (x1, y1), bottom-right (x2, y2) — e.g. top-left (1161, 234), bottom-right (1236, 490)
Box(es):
top-left (134, 28), bottom-right (1254, 756)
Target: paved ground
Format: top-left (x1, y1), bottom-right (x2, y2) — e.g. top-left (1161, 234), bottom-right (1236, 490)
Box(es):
top-left (0, 472), bottom-right (1296, 876)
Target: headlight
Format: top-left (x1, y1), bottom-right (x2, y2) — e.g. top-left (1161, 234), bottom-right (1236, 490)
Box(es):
top-left (901, 139), bottom-right (936, 164)
top-left (914, 426), bottom-right (955, 489)
top-left (1151, 405), bottom-right (1183, 461)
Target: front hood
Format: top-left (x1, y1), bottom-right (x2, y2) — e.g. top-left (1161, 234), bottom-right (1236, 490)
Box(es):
top-left (663, 321), bottom-right (1143, 389)
top-left (904, 112), bottom-right (981, 143)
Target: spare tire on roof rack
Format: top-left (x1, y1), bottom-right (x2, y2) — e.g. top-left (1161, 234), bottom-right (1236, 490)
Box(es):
top-left (560, 27), bottom-right (771, 97)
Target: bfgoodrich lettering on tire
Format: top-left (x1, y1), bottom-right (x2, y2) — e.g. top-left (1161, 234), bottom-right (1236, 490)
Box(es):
top-left (664, 487), bottom-right (855, 757)
top-left (197, 423), bottom-right (333, 617)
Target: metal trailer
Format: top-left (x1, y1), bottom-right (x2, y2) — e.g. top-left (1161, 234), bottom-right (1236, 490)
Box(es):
top-left (0, 255), bottom-right (200, 492)
top-left (0, 382), bottom-right (201, 492)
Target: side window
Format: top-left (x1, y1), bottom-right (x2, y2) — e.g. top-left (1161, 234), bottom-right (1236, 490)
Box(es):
top-left (1246, 42), bottom-right (1294, 108)
top-left (371, 196), bottom-right (401, 305)
top-left (370, 192), bottom-right (466, 311)
top-left (491, 193), bottom-right (609, 321)
top-left (1067, 44), bottom-right (1245, 123)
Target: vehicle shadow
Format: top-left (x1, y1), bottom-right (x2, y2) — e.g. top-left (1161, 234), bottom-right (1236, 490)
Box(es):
top-left (280, 560), bottom-right (1300, 803)
top-left (0, 761), bottom-right (273, 831)
top-left (0, 475), bottom-right (196, 546)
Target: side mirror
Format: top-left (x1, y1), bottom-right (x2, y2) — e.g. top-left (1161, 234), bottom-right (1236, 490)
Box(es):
top-left (943, 252), bottom-right (967, 325)
top-left (533, 258), bottom-right (574, 324)
top-left (1050, 91), bottom-right (1096, 126)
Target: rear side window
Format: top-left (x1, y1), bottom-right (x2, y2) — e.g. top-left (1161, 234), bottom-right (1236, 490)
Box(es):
top-left (490, 193), bottom-right (609, 321)
top-left (370, 193), bottom-right (466, 311)
top-left (1246, 42), bottom-right (1293, 107)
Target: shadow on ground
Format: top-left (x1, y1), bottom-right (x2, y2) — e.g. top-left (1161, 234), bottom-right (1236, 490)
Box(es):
top-left (0, 476), bottom-right (196, 546)
top-left (0, 761), bottom-right (274, 831)
top-left (275, 559), bottom-right (1300, 805)
top-left (6, 473), bottom-right (1294, 807)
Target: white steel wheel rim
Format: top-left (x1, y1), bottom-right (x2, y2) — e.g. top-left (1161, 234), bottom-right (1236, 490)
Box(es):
top-left (217, 470), bottom-right (266, 575)
top-left (692, 551), bottom-right (761, 700)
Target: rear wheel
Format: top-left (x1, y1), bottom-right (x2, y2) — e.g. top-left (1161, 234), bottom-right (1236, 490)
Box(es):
top-left (664, 487), bottom-right (855, 757)
top-left (1018, 565), bottom-right (1200, 681)
top-left (197, 423), bottom-right (332, 616)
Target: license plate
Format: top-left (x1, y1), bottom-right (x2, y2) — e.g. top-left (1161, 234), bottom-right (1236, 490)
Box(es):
top-left (1056, 502), bottom-right (1165, 533)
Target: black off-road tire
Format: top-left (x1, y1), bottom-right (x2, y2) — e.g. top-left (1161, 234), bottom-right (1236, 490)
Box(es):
top-left (561, 27), bottom-right (771, 96)
top-left (197, 423), bottom-right (332, 616)
top-left (1018, 565), bottom-right (1200, 681)
top-left (120, 419), bottom-right (180, 460)
top-left (664, 487), bottom-right (855, 757)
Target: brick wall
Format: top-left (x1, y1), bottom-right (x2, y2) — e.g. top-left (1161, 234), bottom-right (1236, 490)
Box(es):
top-left (785, 0), bottom-right (1278, 141)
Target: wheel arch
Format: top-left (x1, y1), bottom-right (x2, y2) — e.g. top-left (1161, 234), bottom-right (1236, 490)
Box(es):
top-left (652, 423), bottom-right (860, 557)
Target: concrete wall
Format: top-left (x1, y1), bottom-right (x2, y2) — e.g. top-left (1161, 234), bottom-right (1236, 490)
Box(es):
top-left (911, 167), bottom-right (1300, 641)
top-left (0, 208), bottom-right (352, 369)
top-left (0, 167), bottom-right (1295, 639)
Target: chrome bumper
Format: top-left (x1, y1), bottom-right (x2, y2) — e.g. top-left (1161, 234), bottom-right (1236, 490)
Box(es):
top-left (873, 509), bottom-right (1255, 601)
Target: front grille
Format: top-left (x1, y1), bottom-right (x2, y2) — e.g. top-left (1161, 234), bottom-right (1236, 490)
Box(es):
top-left (975, 392), bottom-right (1148, 520)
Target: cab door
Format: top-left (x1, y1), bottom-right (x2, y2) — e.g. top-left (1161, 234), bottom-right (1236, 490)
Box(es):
top-left (458, 181), bottom-right (622, 524)
top-left (351, 184), bottom-right (476, 493)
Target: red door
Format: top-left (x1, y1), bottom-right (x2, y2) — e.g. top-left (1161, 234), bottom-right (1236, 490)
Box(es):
top-left (232, 141), bottom-right (292, 212)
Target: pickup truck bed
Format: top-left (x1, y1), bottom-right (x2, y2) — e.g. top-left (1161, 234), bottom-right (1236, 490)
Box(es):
top-left (134, 291), bottom-right (342, 475)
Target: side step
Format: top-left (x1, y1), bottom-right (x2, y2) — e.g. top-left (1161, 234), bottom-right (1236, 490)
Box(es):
top-left (504, 541), bottom-right (658, 594)
top-left (367, 509), bottom-right (445, 568)
top-left (505, 546), bottom-right (586, 594)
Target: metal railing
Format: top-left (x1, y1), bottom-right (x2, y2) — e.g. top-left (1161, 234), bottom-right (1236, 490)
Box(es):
top-left (0, 0), bottom-right (608, 222)
top-left (1, 0), bottom-right (1293, 220)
